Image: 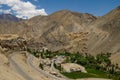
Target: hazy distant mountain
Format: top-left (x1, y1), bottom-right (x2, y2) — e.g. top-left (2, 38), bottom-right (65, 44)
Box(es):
top-left (0, 14), bottom-right (22, 23)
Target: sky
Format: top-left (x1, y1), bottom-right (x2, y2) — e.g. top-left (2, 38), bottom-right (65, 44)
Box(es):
top-left (0, 0), bottom-right (120, 19)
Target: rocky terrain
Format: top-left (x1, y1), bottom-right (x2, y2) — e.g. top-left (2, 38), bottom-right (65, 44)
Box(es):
top-left (0, 6), bottom-right (120, 80)
top-left (0, 6), bottom-right (120, 57)
top-left (0, 10), bottom-right (95, 53)
top-left (0, 6), bottom-right (120, 54)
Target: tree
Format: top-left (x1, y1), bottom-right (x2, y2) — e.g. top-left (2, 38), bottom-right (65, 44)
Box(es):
top-left (39, 63), bottom-right (44, 70)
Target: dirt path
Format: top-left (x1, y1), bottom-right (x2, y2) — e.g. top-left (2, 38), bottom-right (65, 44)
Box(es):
top-left (8, 52), bottom-right (111, 80)
top-left (9, 53), bottom-right (33, 80)
top-left (28, 54), bottom-right (66, 80)
top-left (9, 52), bottom-right (52, 80)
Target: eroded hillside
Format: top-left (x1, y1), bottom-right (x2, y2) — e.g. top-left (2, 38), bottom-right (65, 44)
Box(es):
top-left (0, 6), bottom-right (120, 66)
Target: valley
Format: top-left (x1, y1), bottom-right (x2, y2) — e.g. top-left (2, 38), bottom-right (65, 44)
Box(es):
top-left (0, 6), bottom-right (120, 80)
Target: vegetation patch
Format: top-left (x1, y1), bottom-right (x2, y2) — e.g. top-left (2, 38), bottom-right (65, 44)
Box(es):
top-left (27, 49), bottom-right (120, 80)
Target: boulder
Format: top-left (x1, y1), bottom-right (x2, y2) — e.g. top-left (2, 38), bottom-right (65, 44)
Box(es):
top-left (61, 63), bottom-right (87, 73)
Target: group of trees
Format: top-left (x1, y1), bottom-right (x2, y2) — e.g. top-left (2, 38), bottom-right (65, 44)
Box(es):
top-left (27, 48), bottom-right (120, 79)
top-left (62, 52), bottom-right (120, 79)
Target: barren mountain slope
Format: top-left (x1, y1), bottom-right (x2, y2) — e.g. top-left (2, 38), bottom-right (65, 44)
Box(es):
top-left (87, 6), bottom-right (120, 55)
top-left (19, 10), bottom-right (96, 39)
top-left (0, 7), bottom-right (120, 64)
top-left (0, 10), bottom-right (97, 53)
top-left (36, 10), bottom-right (97, 53)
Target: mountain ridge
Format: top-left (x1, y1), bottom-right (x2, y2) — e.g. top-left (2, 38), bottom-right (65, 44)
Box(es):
top-left (0, 6), bottom-right (120, 65)
top-left (0, 14), bottom-right (22, 23)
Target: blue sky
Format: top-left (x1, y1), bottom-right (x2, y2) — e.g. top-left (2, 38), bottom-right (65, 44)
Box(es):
top-left (36, 0), bottom-right (120, 16)
top-left (0, 0), bottom-right (120, 19)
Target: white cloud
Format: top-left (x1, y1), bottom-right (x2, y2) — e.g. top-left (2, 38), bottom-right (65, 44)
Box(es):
top-left (0, 0), bottom-right (47, 19)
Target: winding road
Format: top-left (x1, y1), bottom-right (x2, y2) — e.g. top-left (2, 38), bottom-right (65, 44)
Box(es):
top-left (9, 52), bottom-right (111, 80)
top-left (27, 54), bottom-right (67, 80)
top-left (9, 53), bottom-right (33, 80)
top-left (9, 53), bottom-right (67, 80)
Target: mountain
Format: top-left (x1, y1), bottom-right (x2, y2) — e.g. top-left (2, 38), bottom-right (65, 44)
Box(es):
top-left (0, 6), bottom-right (120, 65)
top-left (0, 14), bottom-right (22, 23)
top-left (36, 10), bottom-right (97, 52)
top-left (86, 6), bottom-right (120, 65)
top-left (87, 6), bottom-right (120, 55)
top-left (17, 10), bottom-right (97, 52)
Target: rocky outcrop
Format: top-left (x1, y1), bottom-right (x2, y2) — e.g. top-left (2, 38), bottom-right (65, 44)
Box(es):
top-left (0, 37), bottom-right (27, 50)
top-left (0, 36), bottom-right (45, 52)
top-left (61, 63), bottom-right (87, 73)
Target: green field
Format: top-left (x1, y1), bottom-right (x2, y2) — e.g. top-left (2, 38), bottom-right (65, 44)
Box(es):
top-left (61, 68), bottom-right (118, 80)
